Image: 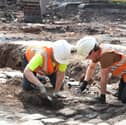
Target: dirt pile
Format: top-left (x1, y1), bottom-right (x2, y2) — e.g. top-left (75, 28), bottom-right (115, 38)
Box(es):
top-left (0, 43), bottom-right (24, 70)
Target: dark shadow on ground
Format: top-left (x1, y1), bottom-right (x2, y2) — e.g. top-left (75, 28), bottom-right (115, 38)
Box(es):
top-left (17, 87), bottom-right (126, 124)
top-left (17, 89), bottom-right (65, 111)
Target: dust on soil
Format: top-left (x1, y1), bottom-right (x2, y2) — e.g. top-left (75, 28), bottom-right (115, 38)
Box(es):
top-left (0, 1), bottom-right (126, 125)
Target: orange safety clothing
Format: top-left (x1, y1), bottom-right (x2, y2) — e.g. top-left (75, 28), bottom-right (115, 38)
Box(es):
top-left (25, 46), bottom-right (58, 75)
top-left (101, 44), bottom-right (126, 82)
top-left (111, 54), bottom-right (126, 82)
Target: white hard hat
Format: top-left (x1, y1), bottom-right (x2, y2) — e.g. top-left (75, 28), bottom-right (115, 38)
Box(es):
top-left (76, 36), bottom-right (98, 58)
top-left (53, 40), bottom-right (76, 64)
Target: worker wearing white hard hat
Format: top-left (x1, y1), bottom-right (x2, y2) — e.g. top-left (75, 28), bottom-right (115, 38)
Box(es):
top-left (53, 40), bottom-right (76, 64)
top-left (76, 35), bottom-right (126, 104)
top-left (23, 40), bottom-right (77, 100)
top-left (76, 36), bottom-right (98, 59)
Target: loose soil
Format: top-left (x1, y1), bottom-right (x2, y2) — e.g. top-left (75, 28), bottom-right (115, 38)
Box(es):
top-left (0, 1), bottom-right (126, 125)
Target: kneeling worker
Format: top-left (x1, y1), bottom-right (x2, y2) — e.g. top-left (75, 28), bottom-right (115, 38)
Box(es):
top-left (23, 40), bottom-right (77, 100)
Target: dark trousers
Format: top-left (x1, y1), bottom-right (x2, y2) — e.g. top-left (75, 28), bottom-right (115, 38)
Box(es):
top-left (22, 55), bottom-right (56, 90)
top-left (118, 77), bottom-right (126, 103)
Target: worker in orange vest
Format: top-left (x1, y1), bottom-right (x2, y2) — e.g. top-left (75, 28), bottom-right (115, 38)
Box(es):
top-left (76, 36), bottom-right (126, 104)
top-left (23, 40), bottom-right (77, 100)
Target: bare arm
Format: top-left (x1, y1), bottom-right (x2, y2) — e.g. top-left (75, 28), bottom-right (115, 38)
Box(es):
top-left (24, 67), bottom-right (42, 87)
top-left (55, 71), bottom-right (65, 92)
top-left (77, 62), bottom-right (97, 92)
top-left (100, 67), bottom-right (110, 95)
top-left (84, 62), bottom-right (97, 81)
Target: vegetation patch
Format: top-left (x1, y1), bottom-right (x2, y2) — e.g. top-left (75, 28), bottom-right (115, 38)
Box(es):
top-left (112, 0), bottom-right (126, 4)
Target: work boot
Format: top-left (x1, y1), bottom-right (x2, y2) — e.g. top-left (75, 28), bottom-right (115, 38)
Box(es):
top-left (95, 94), bottom-right (106, 104)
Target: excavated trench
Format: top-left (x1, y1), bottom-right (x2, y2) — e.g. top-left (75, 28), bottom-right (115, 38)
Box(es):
top-left (0, 1), bottom-right (126, 124)
top-left (0, 42), bottom-right (85, 110)
top-left (0, 43), bottom-right (24, 70)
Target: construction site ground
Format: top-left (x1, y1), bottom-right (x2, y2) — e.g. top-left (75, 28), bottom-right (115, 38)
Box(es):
top-left (0, 1), bottom-right (126, 125)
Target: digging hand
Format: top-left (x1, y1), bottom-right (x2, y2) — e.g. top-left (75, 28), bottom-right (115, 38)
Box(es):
top-left (38, 84), bottom-right (53, 102)
top-left (76, 80), bottom-right (88, 93)
top-left (53, 91), bottom-right (62, 98)
top-left (38, 83), bottom-right (48, 98)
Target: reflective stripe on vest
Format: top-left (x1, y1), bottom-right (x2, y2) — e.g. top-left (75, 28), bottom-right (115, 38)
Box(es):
top-left (111, 55), bottom-right (126, 76)
top-left (102, 44), bottom-right (126, 77)
top-left (25, 47), bottom-right (57, 75)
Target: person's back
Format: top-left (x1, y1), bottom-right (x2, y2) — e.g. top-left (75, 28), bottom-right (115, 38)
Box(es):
top-left (23, 40), bottom-right (77, 101)
top-left (76, 36), bottom-right (126, 103)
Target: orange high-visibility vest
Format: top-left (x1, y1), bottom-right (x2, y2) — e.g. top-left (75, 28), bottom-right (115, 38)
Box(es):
top-left (111, 54), bottom-right (126, 77)
top-left (25, 46), bottom-right (58, 75)
top-left (101, 44), bottom-right (126, 81)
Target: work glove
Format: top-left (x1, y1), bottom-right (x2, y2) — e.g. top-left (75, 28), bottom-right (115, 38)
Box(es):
top-left (38, 84), bottom-right (53, 102)
top-left (76, 80), bottom-right (88, 93)
top-left (80, 80), bottom-right (88, 92)
top-left (37, 75), bottom-right (47, 84)
top-left (38, 84), bottom-right (47, 98)
top-left (53, 91), bottom-right (64, 98)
